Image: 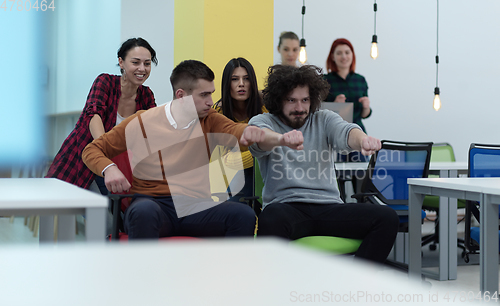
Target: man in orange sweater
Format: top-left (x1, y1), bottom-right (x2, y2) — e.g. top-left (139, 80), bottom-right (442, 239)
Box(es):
top-left (83, 60), bottom-right (302, 239)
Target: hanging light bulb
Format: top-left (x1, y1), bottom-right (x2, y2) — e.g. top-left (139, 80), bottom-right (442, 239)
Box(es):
top-left (370, 35), bottom-right (378, 59)
top-left (299, 38), bottom-right (307, 64)
top-left (433, 87), bottom-right (441, 111)
top-left (299, 1), bottom-right (307, 64)
top-left (370, 1), bottom-right (378, 59)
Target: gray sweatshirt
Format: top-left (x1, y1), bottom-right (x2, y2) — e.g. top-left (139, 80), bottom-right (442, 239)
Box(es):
top-left (249, 110), bottom-right (361, 208)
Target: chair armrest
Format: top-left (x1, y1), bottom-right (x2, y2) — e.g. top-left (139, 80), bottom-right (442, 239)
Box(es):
top-left (107, 193), bottom-right (134, 241)
top-left (351, 192), bottom-right (377, 201)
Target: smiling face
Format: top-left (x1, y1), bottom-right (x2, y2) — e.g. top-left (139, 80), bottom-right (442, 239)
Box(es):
top-left (230, 67), bottom-right (251, 103)
top-left (280, 85), bottom-right (310, 129)
top-left (278, 38), bottom-right (300, 66)
top-left (118, 46), bottom-right (152, 85)
top-left (331, 44), bottom-right (353, 71)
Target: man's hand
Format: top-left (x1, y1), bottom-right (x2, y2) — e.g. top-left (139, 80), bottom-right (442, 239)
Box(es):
top-left (279, 130), bottom-right (304, 150)
top-left (360, 136), bottom-right (381, 156)
top-left (104, 165), bottom-right (131, 193)
top-left (240, 125), bottom-right (266, 146)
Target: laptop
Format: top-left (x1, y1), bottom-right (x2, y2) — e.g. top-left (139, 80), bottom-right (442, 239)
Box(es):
top-left (320, 102), bottom-right (353, 123)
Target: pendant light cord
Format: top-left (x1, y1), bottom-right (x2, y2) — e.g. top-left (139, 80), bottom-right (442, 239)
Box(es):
top-left (301, 0), bottom-right (305, 39)
top-left (436, 0), bottom-right (439, 88)
top-left (373, 0), bottom-right (377, 35)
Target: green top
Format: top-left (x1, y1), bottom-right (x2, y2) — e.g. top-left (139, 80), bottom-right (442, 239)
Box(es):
top-left (323, 72), bottom-right (372, 132)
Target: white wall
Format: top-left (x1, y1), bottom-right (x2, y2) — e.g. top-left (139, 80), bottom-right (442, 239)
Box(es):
top-left (121, 0), bottom-right (175, 105)
top-left (52, 0), bottom-right (121, 114)
top-left (47, 0), bottom-right (173, 156)
top-left (274, 0), bottom-right (500, 161)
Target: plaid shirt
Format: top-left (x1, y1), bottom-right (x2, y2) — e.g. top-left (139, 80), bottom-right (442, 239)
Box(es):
top-left (46, 73), bottom-right (156, 188)
top-left (323, 72), bottom-right (371, 132)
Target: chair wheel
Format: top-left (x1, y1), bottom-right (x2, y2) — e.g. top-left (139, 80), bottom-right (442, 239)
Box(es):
top-left (464, 254), bottom-right (470, 263)
top-left (429, 244), bottom-right (437, 251)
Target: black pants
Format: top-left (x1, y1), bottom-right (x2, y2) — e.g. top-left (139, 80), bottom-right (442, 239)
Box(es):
top-left (123, 195), bottom-right (256, 239)
top-left (258, 202), bottom-right (399, 263)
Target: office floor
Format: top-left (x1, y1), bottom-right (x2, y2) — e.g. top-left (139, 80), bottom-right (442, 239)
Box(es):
top-left (0, 216), bottom-right (497, 296)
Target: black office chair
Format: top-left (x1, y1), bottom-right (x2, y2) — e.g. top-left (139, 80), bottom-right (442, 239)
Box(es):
top-left (352, 140), bottom-right (432, 270)
top-left (421, 143), bottom-right (466, 253)
top-left (352, 140), bottom-right (432, 229)
top-left (463, 143), bottom-right (500, 263)
top-left (240, 158), bottom-right (263, 217)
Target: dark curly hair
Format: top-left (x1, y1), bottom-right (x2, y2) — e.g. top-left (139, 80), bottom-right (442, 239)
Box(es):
top-left (262, 65), bottom-right (330, 116)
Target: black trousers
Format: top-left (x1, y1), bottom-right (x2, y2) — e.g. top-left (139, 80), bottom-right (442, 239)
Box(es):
top-left (124, 195), bottom-right (256, 239)
top-left (258, 202), bottom-right (399, 263)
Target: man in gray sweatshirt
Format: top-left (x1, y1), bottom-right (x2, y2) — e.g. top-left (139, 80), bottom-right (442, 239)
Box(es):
top-left (248, 65), bottom-right (399, 263)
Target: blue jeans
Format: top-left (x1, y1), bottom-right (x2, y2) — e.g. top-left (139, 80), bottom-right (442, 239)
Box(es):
top-left (123, 195), bottom-right (256, 239)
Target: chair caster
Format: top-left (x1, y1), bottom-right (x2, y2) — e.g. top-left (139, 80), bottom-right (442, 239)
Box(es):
top-left (463, 253), bottom-right (470, 263)
top-left (429, 244), bottom-right (437, 251)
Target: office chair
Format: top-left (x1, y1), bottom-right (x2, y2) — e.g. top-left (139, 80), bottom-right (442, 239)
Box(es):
top-left (107, 151), bottom-right (207, 241)
top-left (463, 143), bottom-right (500, 263)
top-left (237, 158), bottom-right (263, 217)
top-left (350, 140), bottom-right (432, 268)
top-left (352, 140), bottom-right (432, 228)
top-left (421, 143), bottom-right (466, 252)
top-left (250, 158), bottom-right (363, 255)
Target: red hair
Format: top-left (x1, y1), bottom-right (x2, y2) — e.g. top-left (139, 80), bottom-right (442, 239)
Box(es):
top-left (326, 38), bottom-right (356, 74)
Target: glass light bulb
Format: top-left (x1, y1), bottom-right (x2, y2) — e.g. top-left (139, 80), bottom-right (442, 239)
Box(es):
top-left (370, 42), bottom-right (378, 59)
top-left (299, 46), bottom-right (307, 64)
top-left (433, 94), bottom-right (441, 111)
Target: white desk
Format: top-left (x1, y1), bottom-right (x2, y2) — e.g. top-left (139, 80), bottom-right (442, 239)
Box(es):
top-left (408, 177), bottom-right (500, 294)
top-left (0, 178), bottom-right (107, 242)
top-left (0, 239), bottom-right (463, 306)
top-left (335, 161), bottom-right (467, 175)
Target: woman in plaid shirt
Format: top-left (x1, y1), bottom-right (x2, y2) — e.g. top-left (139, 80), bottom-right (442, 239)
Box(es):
top-left (323, 38), bottom-right (372, 162)
top-left (45, 38), bottom-right (158, 193)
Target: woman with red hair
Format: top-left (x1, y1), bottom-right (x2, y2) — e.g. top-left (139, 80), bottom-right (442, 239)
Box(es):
top-left (324, 38), bottom-right (372, 162)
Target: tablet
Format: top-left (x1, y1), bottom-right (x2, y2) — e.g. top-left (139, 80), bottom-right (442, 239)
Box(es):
top-left (320, 102), bottom-right (353, 123)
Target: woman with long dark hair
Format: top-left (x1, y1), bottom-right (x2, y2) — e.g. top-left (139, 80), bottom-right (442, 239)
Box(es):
top-left (213, 57), bottom-right (267, 201)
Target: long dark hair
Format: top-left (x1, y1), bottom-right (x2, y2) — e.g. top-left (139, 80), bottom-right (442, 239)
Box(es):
top-left (217, 57), bottom-right (263, 121)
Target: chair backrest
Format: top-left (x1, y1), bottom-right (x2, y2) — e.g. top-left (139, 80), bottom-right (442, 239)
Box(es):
top-left (362, 140), bottom-right (433, 202)
top-left (468, 143), bottom-right (500, 178)
top-left (431, 142), bottom-right (456, 162)
top-left (254, 158), bottom-right (264, 202)
top-left (465, 143), bottom-right (500, 252)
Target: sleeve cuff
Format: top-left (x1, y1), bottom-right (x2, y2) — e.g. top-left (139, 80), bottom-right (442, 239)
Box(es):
top-left (101, 163), bottom-right (116, 176)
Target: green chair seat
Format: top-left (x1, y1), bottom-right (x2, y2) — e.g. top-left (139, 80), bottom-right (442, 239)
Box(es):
top-left (291, 236), bottom-right (362, 254)
top-left (423, 196), bottom-right (466, 209)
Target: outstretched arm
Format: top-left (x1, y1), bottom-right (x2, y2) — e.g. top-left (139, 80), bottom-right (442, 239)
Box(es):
top-left (240, 126), bottom-right (304, 152)
top-left (347, 128), bottom-right (381, 156)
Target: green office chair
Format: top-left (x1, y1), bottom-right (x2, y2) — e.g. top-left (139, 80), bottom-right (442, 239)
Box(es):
top-left (250, 158), bottom-right (363, 255)
top-left (421, 143), bottom-right (466, 252)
